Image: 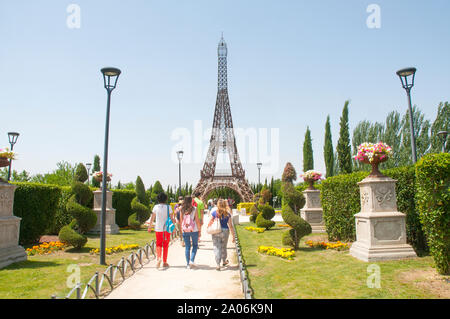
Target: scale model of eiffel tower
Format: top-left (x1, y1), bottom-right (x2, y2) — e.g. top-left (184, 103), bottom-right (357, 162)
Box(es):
top-left (193, 36), bottom-right (254, 202)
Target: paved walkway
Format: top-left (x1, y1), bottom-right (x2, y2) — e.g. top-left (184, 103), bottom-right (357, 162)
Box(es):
top-left (106, 214), bottom-right (243, 299)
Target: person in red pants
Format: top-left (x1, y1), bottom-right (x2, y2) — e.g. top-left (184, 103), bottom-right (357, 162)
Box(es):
top-left (148, 192), bottom-right (175, 269)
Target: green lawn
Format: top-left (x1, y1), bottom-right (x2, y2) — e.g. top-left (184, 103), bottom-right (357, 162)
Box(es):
top-left (0, 229), bottom-right (156, 299)
top-left (236, 222), bottom-right (448, 299)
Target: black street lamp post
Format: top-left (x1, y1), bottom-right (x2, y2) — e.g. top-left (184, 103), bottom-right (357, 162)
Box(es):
top-left (7, 132), bottom-right (19, 181)
top-left (396, 67), bottom-right (418, 164)
top-left (100, 67), bottom-right (121, 265)
top-left (257, 162), bottom-right (262, 190)
top-left (86, 163), bottom-right (92, 186)
top-left (177, 151), bottom-right (184, 196)
top-left (437, 131), bottom-right (448, 153)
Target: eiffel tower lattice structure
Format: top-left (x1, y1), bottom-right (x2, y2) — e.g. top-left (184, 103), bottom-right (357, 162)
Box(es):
top-left (193, 36), bottom-right (254, 202)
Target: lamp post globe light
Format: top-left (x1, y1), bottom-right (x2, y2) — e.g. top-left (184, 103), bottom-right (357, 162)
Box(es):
top-left (396, 67), bottom-right (418, 164)
top-left (7, 132), bottom-right (19, 182)
top-left (85, 163), bottom-right (92, 186)
top-left (99, 67), bottom-right (121, 265)
top-left (177, 150), bottom-right (184, 196)
top-left (437, 131), bottom-right (448, 153)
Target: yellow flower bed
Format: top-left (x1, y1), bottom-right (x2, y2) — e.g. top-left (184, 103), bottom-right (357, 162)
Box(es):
top-left (90, 244), bottom-right (139, 255)
top-left (305, 240), bottom-right (349, 251)
top-left (237, 202), bottom-right (256, 215)
top-left (278, 224), bottom-right (291, 227)
top-left (26, 241), bottom-right (67, 256)
top-left (245, 226), bottom-right (265, 233)
top-left (258, 246), bottom-right (295, 260)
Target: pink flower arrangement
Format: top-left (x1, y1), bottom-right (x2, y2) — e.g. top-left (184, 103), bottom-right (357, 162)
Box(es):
top-left (353, 142), bottom-right (393, 163)
top-left (301, 170), bottom-right (323, 181)
top-left (92, 171), bottom-right (112, 181)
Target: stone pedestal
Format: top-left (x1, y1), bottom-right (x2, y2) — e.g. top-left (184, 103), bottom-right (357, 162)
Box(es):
top-left (0, 181), bottom-right (27, 268)
top-left (300, 189), bottom-right (325, 233)
top-left (89, 189), bottom-right (119, 235)
top-left (350, 175), bottom-right (417, 262)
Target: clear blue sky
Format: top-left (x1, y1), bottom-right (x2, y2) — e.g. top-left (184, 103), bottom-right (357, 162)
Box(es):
top-left (0, 1), bottom-right (449, 189)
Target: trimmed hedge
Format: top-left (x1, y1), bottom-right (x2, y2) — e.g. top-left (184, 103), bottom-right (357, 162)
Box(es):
top-left (321, 172), bottom-right (367, 242)
top-left (12, 182), bottom-right (61, 244)
top-left (111, 189), bottom-right (136, 227)
top-left (320, 166), bottom-right (428, 253)
top-left (50, 188), bottom-right (136, 230)
top-left (384, 166), bottom-right (428, 253)
top-left (47, 186), bottom-right (72, 235)
top-left (10, 183), bottom-right (136, 244)
top-left (416, 153), bottom-right (450, 274)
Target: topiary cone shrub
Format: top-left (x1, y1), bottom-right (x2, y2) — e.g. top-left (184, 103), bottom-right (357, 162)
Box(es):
top-left (128, 176), bottom-right (151, 230)
top-left (281, 203), bottom-right (311, 249)
top-left (260, 204), bottom-right (275, 220)
top-left (59, 181), bottom-right (96, 250)
top-left (249, 204), bottom-right (259, 223)
top-left (280, 162), bottom-right (311, 249)
top-left (255, 204), bottom-right (276, 229)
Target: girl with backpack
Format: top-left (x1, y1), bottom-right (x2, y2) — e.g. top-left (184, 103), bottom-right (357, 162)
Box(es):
top-left (180, 196), bottom-right (202, 269)
top-left (148, 192), bottom-right (175, 269)
top-left (208, 199), bottom-right (235, 271)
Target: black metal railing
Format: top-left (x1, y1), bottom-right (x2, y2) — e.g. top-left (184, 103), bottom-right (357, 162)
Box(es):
top-left (232, 216), bottom-right (253, 299)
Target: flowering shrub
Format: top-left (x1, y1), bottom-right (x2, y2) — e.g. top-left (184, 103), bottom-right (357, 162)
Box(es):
top-left (258, 246), bottom-right (295, 260)
top-left (245, 226), bottom-right (265, 233)
top-left (0, 148), bottom-right (16, 159)
top-left (90, 244), bottom-right (139, 255)
top-left (92, 171), bottom-right (112, 181)
top-left (26, 241), bottom-right (67, 256)
top-left (300, 170), bottom-right (322, 181)
top-left (353, 142), bottom-right (392, 163)
top-left (305, 240), bottom-right (349, 251)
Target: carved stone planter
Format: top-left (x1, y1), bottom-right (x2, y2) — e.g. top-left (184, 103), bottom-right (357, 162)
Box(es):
top-left (0, 180), bottom-right (27, 268)
top-left (349, 175), bottom-right (417, 262)
top-left (88, 190), bottom-right (119, 235)
top-left (300, 189), bottom-right (325, 233)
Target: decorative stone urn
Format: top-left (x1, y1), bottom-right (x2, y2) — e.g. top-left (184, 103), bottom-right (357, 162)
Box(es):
top-left (300, 188), bottom-right (325, 233)
top-left (349, 174), bottom-right (417, 262)
top-left (88, 189), bottom-right (119, 235)
top-left (0, 180), bottom-right (27, 268)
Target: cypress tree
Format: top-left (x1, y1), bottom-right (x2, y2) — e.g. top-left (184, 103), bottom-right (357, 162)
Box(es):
top-left (324, 115), bottom-right (334, 178)
top-left (151, 180), bottom-right (164, 203)
top-left (303, 126), bottom-right (314, 172)
top-left (430, 102), bottom-right (450, 153)
top-left (74, 163), bottom-right (88, 183)
top-left (337, 100), bottom-right (352, 174)
top-left (91, 155), bottom-right (101, 187)
top-left (383, 111), bottom-right (402, 168)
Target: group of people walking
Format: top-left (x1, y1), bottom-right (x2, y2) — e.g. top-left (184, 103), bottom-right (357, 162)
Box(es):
top-left (146, 191), bottom-right (235, 271)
